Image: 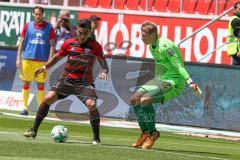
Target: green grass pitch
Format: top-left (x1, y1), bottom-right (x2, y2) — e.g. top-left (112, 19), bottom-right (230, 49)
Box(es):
top-left (0, 114), bottom-right (239, 160)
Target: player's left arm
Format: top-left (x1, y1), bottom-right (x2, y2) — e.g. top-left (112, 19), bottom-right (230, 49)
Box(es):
top-left (98, 58), bottom-right (109, 75)
top-left (165, 46), bottom-right (202, 98)
top-left (95, 42), bottom-right (109, 80)
top-left (98, 57), bottom-right (109, 80)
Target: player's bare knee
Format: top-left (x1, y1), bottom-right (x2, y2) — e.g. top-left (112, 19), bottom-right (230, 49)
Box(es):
top-left (85, 99), bottom-right (96, 106)
top-left (85, 99), bottom-right (96, 110)
top-left (141, 97), bottom-right (152, 107)
top-left (130, 94), bottom-right (142, 106)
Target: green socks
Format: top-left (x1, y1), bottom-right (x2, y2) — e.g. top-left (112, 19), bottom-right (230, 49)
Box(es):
top-left (142, 104), bottom-right (156, 134)
top-left (133, 105), bottom-right (147, 132)
top-left (133, 104), bottom-right (156, 134)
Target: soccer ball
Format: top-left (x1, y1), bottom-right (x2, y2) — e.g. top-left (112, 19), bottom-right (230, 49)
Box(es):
top-left (50, 125), bottom-right (69, 143)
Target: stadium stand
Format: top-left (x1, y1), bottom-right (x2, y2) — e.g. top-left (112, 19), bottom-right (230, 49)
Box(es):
top-left (208, 0), bottom-right (226, 15)
top-left (146, 0), bottom-right (155, 11)
top-left (68, 0), bottom-right (80, 6)
top-left (16, 0), bottom-right (31, 3)
top-left (195, 0), bottom-right (211, 15)
top-left (50, 0), bottom-right (63, 5)
top-left (114, 0), bottom-right (126, 9)
top-left (225, 0), bottom-right (238, 16)
top-left (125, 0), bottom-right (139, 10)
top-left (98, 0), bottom-right (112, 8)
top-left (7, 0), bottom-right (235, 16)
top-left (138, 0), bottom-right (146, 11)
top-left (152, 0), bottom-right (168, 12)
top-left (183, 0), bottom-right (198, 14)
top-left (13, 0), bottom-right (49, 4)
top-left (83, 0), bottom-right (99, 8)
top-left (167, 0), bottom-right (180, 13)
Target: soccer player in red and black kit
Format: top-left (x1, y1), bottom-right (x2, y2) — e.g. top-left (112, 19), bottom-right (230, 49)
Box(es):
top-left (23, 19), bottom-right (109, 145)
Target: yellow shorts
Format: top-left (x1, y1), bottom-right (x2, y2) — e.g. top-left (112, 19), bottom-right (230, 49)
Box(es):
top-left (19, 59), bottom-right (48, 83)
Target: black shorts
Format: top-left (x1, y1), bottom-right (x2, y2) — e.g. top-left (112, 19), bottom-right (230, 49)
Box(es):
top-left (50, 78), bottom-right (98, 103)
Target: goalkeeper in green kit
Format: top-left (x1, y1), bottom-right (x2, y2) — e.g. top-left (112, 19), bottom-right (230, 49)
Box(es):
top-left (131, 21), bottom-right (202, 149)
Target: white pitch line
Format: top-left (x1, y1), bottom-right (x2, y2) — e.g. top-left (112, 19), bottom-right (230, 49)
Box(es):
top-left (67, 135), bottom-right (240, 151)
top-left (0, 131), bottom-right (235, 159)
top-left (1, 112), bottom-right (240, 138)
top-left (67, 139), bottom-right (230, 160)
top-left (25, 130), bottom-right (240, 151)
top-left (0, 131), bottom-right (239, 150)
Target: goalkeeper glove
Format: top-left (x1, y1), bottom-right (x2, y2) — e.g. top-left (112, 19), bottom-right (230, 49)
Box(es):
top-left (187, 78), bottom-right (202, 98)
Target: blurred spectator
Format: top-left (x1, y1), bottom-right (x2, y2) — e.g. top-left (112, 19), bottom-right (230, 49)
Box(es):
top-left (227, 1), bottom-right (240, 65)
top-left (68, 0), bottom-right (81, 6)
top-left (13, 0), bottom-right (48, 4)
top-left (50, 0), bottom-right (64, 5)
top-left (14, 0), bottom-right (63, 5)
top-left (88, 15), bottom-right (108, 102)
top-left (89, 15), bottom-right (101, 40)
top-left (54, 9), bottom-right (75, 52)
top-left (29, 0), bottom-right (48, 4)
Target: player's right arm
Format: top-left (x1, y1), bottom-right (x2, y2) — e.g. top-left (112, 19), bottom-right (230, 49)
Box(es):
top-left (93, 41), bottom-right (109, 80)
top-left (34, 39), bottom-right (69, 78)
top-left (34, 54), bottom-right (64, 78)
top-left (16, 37), bottom-right (24, 69)
top-left (16, 23), bottom-right (28, 69)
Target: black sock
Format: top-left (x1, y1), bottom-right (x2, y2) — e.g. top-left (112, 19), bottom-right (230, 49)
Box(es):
top-left (90, 109), bottom-right (100, 140)
top-left (32, 102), bottom-right (50, 132)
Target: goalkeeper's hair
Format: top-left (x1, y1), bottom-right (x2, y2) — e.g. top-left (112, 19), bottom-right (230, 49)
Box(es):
top-left (78, 18), bottom-right (91, 30)
top-left (141, 21), bottom-right (157, 35)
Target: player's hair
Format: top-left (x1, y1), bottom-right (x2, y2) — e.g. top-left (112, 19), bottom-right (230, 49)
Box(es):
top-left (234, 2), bottom-right (240, 9)
top-left (141, 21), bottom-right (157, 35)
top-left (59, 9), bottom-right (70, 17)
top-left (32, 6), bottom-right (44, 14)
top-left (78, 18), bottom-right (91, 30)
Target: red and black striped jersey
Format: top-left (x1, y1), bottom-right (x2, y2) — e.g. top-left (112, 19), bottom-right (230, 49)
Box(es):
top-left (57, 37), bottom-right (106, 83)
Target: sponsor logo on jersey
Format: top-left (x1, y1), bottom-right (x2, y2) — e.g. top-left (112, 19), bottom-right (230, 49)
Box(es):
top-left (167, 48), bottom-right (175, 56)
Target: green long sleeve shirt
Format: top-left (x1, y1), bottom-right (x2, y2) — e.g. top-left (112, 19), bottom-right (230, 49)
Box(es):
top-left (149, 36), bottom-right (190, 85)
